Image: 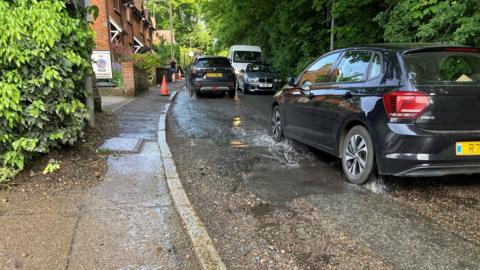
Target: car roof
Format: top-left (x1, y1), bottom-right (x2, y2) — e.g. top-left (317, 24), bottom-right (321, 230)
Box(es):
top-left (333, 43), bottom-right (477, 54)
top-left (229, 45), bottom-right (262, 52)
top-left (196, 56), bottom-right (228, 59)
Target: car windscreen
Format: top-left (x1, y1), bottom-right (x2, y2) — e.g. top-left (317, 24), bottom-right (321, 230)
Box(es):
top-left (247, 64), bottom-right (272, 72)
top-left (403, 52), bottom-right (480, 86)
top-left (233, 51), bottom-right (262, 63)
top-left (196, 58), bottom-right (230, 68)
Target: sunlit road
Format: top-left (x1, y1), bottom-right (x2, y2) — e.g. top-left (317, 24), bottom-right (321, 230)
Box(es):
top-left (167, 87), bottom-right (480, 269)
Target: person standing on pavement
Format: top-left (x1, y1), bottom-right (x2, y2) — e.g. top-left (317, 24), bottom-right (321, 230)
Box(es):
top-left (169, 60), bottom-right (177, 83)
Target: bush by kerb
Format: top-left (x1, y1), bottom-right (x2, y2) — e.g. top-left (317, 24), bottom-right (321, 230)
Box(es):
top-left (0, 0), bottom-right (95, 177)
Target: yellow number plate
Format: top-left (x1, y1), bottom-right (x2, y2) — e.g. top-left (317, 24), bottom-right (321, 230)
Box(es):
top-left (207, 73), bottom-right (222, 78)
top-left (456, 142), bottom-right (480, 156)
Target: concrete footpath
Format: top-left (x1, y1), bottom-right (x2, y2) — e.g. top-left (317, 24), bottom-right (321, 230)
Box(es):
top-left (0, 83), bottom-right (199, 269)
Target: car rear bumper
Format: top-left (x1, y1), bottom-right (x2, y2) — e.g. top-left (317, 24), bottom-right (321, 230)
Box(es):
top-left (393, 163), bottom-right (480, 177)
top-left (194, 80), bottom-right (235, 92)
top-left (377, 123), bottom-right (480, 177)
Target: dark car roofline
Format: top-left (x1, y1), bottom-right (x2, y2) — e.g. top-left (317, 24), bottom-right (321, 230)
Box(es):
top-left (196, 56), bottom-right (229, 59)
top-left (343, 43), bottom-right (477, 54)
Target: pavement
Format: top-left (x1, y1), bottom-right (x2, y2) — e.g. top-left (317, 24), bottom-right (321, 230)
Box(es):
top-left (0, 82), bottom-right (199, 270)
top-left (166, 88), bottom-right (480, 269)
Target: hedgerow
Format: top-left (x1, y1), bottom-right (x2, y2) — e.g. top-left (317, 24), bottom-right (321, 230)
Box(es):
top-left (0, 0), bottom-right (95, 179)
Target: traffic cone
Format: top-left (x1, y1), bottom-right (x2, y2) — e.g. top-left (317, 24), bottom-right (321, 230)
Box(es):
top-left (178, 70), bottom-right (183, 80)
top-left (160, 75), bottom-right (169, 96)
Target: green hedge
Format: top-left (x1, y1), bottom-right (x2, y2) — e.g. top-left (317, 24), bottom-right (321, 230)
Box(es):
top-left (0, 0), bottom-right (95, 173)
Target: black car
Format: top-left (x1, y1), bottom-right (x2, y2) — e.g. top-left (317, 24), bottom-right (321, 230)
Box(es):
top-left (271, 43), bottom-right (480, 184)
top-left (187, 56), bottom-right (236, 98)
top-left (237, 63), bottom-right (283, 93)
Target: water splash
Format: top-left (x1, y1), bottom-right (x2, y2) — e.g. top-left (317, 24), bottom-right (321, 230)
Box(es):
top-left (364, 174), bottom-right (387, 194)
top-left (250, 133), bottom-right (317, 167)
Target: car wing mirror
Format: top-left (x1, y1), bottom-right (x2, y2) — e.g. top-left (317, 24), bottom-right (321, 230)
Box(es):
top-left (299, 81), bottom-right (312, 91)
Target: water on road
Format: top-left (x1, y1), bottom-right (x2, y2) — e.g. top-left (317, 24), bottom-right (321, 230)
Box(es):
top-left (168, 88), bottom-right (480, 269)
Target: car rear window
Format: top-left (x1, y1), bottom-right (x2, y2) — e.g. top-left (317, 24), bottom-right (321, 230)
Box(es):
top-left (247, 64), bottom-right (273, 72)
top-left (233, 51), bottom-right (262, 63)
top-left (196, 58), bottom-right (230, 68)
top-left (403, 52), bottom-right (480, 86)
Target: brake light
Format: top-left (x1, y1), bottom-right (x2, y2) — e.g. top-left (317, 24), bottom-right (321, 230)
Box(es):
top-left (383, 91), bottom-right (430, 119)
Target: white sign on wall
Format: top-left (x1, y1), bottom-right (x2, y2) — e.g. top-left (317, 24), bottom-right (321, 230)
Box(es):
top-left (92, 50), bottom-right (113, 79)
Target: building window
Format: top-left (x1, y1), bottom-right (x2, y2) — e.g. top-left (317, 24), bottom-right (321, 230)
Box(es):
top-left (114, 0), bottom-right (120, 12)
top-left (126, 6), bottom-right (131, 23)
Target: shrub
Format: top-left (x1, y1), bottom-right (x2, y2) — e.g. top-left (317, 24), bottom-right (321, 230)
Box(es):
top-left (0, 0), bottom-right (95, 171)
top-left (129, 53), bottom-right (163, 71)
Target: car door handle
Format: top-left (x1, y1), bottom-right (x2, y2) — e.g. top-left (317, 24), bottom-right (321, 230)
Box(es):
top-left (343, 92), bottom-right (353, 99)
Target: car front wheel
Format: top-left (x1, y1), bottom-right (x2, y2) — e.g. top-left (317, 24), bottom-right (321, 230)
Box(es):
top-left (271, 106), bottom-right (284, 141)
top-left (341, 126), bottom-right (375, 185)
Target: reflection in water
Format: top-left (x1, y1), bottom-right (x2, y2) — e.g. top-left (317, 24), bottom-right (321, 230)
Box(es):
top-left (230, 139), bottom-right (249, 149)
top-left (232, 116), bottom-right (242, 128)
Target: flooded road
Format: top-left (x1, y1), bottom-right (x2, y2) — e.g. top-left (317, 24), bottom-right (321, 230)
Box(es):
top-left (167, 88), bottom-right (480, 269)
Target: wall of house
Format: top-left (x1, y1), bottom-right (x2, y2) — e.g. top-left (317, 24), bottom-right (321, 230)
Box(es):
top-left (91, 0), bottom-right (110, 50)
top-left (92, 0), bottom-right (155, 96)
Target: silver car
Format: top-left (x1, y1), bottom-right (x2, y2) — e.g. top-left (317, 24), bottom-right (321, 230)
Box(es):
top-left (236, 63), bottom-right (283, 94)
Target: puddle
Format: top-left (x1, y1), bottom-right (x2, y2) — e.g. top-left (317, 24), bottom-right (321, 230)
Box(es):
top-left (244, 164), bottom-right (361, 203)
top-left (230, 139), bottom-right (249, 149)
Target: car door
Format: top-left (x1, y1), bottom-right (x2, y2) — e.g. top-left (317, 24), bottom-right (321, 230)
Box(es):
top-left (283, 52), bottom-right (342, 142)
top-left (310, 50), bottom-right (379, 151)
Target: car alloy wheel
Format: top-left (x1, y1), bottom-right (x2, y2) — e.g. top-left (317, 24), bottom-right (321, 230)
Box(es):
top-left (345, 134), bottom-right (367, 177)
top-left (341, 126), bottom-right (375, 184)
top-left (271, 106), bottom-right (284, 141)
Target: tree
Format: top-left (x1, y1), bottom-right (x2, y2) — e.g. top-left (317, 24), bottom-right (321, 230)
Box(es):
top-left (375, 0), bottom-right (480, 47)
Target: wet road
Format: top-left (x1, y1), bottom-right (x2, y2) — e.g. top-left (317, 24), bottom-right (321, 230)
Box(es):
top-left (168, 88), bottom-right (480, 269)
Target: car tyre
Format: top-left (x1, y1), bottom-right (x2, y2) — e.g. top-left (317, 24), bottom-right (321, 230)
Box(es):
top-left (271, 105), bottom-right (284, 141)
top-left (244, 83), bottom-right (250, 94)
top-left (194, 89), bottom-right (201, 98)
top-left (341, 126), bottom-right (375, 185)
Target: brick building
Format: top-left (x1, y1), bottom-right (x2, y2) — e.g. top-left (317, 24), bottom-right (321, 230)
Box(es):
top-left (91, 0), bottom-right (156, 96)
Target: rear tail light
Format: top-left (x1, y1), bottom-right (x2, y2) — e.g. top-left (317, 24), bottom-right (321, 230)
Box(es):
top-left (383, 91), bottom-right (430, 119)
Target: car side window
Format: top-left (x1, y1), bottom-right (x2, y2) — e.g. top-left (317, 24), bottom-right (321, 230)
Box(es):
top-left (369, 53), bottom-right (382, 79)
top-left (299, 52), bottom-right (342, 85)
top-left (331, 51), bottom-right (372, 83)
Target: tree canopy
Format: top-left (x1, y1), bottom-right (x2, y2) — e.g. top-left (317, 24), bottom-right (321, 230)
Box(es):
top-left (199, 0), bottom-right (480, 76)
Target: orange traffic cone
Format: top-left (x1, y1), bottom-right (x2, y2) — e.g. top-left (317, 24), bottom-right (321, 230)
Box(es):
top-left (160, 75), bottom-right (169, 96)
top-left (178, 70), bottom-right (183, 80)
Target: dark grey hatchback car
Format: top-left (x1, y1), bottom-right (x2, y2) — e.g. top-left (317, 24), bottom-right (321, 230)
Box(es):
top-left (272, 43), bottom-right (480, 184)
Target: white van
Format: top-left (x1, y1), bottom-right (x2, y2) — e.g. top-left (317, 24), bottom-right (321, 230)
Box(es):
top-left (228, 45), bottom-right (263, 75)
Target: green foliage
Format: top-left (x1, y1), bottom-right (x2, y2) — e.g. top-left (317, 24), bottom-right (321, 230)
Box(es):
top-left (112, 69), bottom-right (124, 88)
top-left (153, 43), bottom-right (181, 65)
top-left (0, 167), bottom-right (18, 188)
top-left (42, 160), bottom-right (61, 175)
top-left (375, 0), bottom-right (480, 46)
top-left (200, 0), bottom-right (480, 76)
top-left (147, 0), bottom-right (204, 47)
top-left (0, 0), bottom-right (95, 171)
top-left (129, 53), bottom-right (163, 71)
top-left (201, 0), bottom-right (385, 76)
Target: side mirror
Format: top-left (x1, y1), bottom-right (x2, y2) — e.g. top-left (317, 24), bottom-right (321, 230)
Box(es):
top-left (300, 81), bottom-right (312, 91)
